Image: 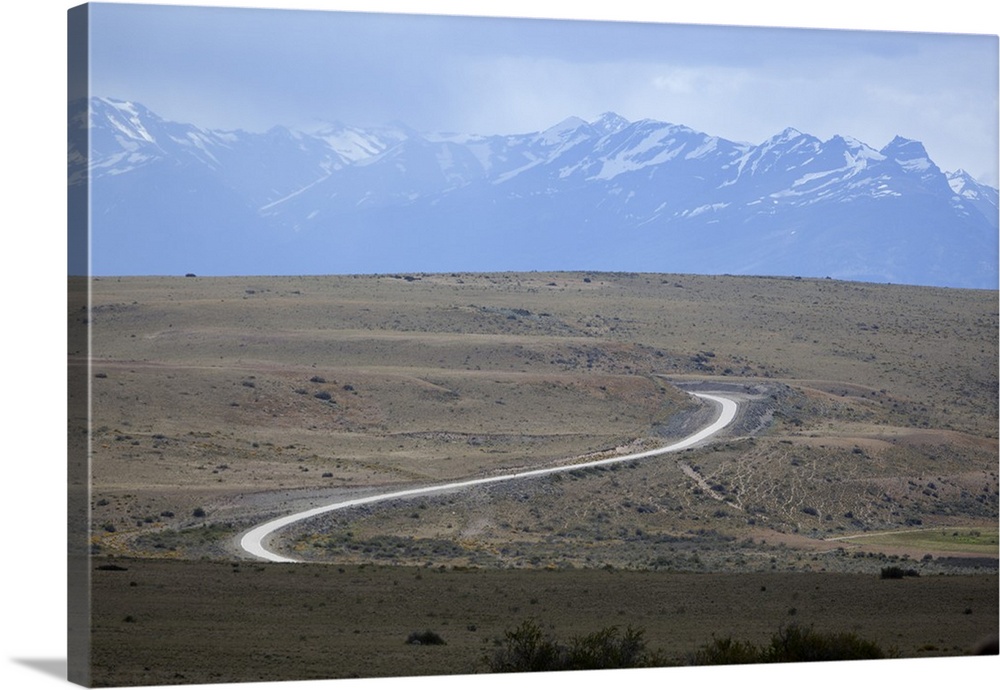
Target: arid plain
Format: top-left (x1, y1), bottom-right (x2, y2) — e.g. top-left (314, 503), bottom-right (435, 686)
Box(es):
top-left (71, 271), bottom-right (998, 685)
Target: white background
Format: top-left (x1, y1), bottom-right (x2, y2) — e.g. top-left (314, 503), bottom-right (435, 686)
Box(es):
top-left (1, 2), bottom-right (997, 689)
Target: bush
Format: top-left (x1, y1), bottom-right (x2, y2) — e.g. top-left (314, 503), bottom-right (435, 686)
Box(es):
top-left (764, 624), bottom-right (888, 662)
top-left (487, 620), bottom-right (661, 673)
top-left (565, 625), bottom-right (653, 670)
top-left (488, 621), bottom-right (563, 672)
top-left (689, 636), bottom-right (761, 665)
top-left (690, 624), bottom-right (889, 665)
top-left (880, 566), bottom-right (919, 579)
top-left (406, 630), bottom-right (446, 646)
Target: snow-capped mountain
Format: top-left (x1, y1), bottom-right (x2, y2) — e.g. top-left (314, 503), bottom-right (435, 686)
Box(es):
top-left (70, 97), bottom-right (998, 288)
top-left (948, 169), bottom-right (1000, 226)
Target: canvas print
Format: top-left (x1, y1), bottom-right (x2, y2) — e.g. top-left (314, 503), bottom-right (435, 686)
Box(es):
top-left (68, 2), bottom-right (999, 687)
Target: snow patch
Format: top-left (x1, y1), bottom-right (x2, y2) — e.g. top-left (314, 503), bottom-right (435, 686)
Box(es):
top-left (538, 116), bottom-right (590, 145)
top-left (683, 202), bottom-right (729, 217)
top-left (684, 137), bottom-right (719, 159)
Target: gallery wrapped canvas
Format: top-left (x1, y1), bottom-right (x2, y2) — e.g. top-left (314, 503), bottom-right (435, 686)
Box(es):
top-left (64, 2), bottom-right (997, 689)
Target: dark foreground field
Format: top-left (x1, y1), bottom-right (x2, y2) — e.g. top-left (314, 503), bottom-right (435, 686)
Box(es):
top-left (90, 557), bottom-right (997, 686)
top-left (72, 272), bottom-right (998, 685)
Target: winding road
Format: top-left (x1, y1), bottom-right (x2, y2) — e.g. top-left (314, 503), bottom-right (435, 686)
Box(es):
top-left (239, 391), bottom-right (739, 563)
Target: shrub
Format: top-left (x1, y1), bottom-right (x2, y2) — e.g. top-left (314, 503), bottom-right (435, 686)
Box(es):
top-left (689, 636), bottom-right (761, 665)
top-left (192, 507), bottom-right (206, 518)
top-left (763, 624), bottom-right (888, 662)
top-left (880, 566), bottom-right (919, 579)
top-left (689, 624), bottom-right (889, 665)
top-left (488, 621), bottom-right (563, 672)
top-left (406, 630), bottom-right (446, 646)
top-left (565, 625), bottom-right (654, 670)
top-left (487, 621), bottom-right (661, 673)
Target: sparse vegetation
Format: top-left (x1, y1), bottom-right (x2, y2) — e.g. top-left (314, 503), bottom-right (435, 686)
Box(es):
top-left (487, 620), bottom-right (661, 672)
top-left (79, 272), bottom-right (997, 684)
top-left (689, 623), bottom-right (891, 664)
top-left (87, 558), bottom-right (996, 686)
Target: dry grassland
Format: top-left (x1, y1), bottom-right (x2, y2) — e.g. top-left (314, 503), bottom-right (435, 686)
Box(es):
top-left (72, 271), bottom-right (998, 684)
top-left (77, 272), bottom-right (997, 560)
top-left (90, 557), bottom-right (997, 687)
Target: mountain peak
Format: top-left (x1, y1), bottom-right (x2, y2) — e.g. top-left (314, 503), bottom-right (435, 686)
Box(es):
top-left (754, 127), bottom-right (813, 152)
top-left (881, 135), bottom-right (931, 161)
top-left (881, 136), bottom-right (937, 176)
top-left (774, 127), bottom-right (805, 142)
top-left (590, 112), bottom-right (630, 135)
top-left (884, 134), bottom-right (919, 147)
top-left (89, 96), bottom-right (165, 147)
top-left (538, 116), bottom-right (593, 145)
top-left (94, 96), bottom-right (144, 114)
top-left (544, 116), bottom-right (590, 133)
top-left (946, 168), bottom-right (998, 202)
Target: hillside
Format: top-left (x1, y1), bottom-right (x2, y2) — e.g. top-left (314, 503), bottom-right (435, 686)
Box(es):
top-left (76, 272), bottom-right (998, 571)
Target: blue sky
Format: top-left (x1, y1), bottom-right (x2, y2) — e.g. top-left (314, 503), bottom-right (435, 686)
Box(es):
top-left (83, 1), bottom-right (999, 186)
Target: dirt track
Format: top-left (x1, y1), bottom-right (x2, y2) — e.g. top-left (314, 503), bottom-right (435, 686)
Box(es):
top-left (239, 391), bottom-right (740, 562)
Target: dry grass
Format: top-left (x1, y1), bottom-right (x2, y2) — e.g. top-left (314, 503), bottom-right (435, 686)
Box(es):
top-left (74, 271), bottom-right (998, 684)
top-left (89, 556), bottom-right (998, 686)
top-left (77, 272), bottom-right (997, 566)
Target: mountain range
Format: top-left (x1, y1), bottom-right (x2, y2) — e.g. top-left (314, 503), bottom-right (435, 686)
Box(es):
top-left (69, 97), bottom-right (998, 288)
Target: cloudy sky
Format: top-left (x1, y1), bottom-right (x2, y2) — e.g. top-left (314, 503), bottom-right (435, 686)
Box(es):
top-left (84, 1), bottom-right (998, 185)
